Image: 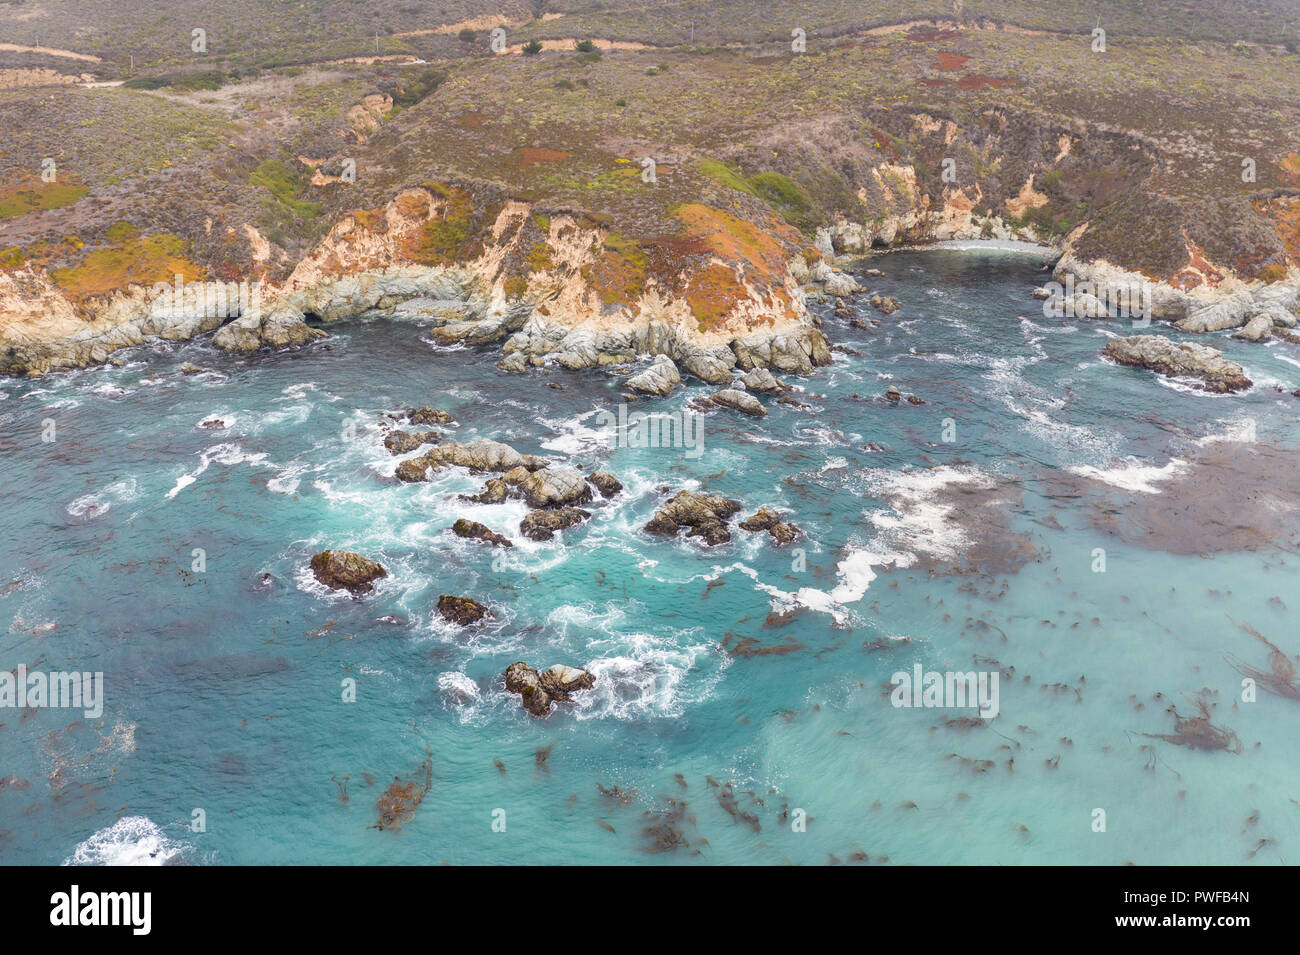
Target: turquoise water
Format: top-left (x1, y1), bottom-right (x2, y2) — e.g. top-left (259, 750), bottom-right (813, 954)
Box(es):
top-left (2, 251), bottom-right (1297, 865)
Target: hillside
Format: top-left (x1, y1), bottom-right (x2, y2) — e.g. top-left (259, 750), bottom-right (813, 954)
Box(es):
top-left (1, 1), bottom-right (1298, 374)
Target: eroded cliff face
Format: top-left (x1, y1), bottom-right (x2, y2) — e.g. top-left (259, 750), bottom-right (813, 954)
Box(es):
top-left (4, 103), bottom-right (1296, 377)
top-left (1, 181), bottom-right (833, 378)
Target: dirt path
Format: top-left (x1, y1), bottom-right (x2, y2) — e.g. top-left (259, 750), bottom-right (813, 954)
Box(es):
top-left (0, 42), bottom-right (102, 63)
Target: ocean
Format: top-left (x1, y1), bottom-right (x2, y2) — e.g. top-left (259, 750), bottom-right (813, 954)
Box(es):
top-left (2, 249), bottom-right (1296, 865)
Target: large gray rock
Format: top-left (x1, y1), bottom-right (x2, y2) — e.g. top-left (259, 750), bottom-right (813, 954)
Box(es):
top-left (1103, 335), bottom-right (1252, 393)
top-left (742, 368), bottom-right (786, 394)
top-left (520, 466), bottom-right (593, 508)
top-left (1175, 295), bottom-right (1253, 333)
top-left (711, 389), bottom-right (767, 417)
top-left (626, 355), bottom-right (682, 396)
top-left (645, 490), bottom-right (744, 546)
top-left (520, 507), bottom-right (590, 541)
top-left (395, 439), bottom-right (546, 482)
top-left (678, 344), bottom-right (737, 384)
top-left (1231, 313), bottom-right (1273, 342)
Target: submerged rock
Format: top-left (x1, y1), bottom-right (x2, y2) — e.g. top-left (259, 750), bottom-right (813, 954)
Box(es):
top-left (520, 507), bottom-right (590, 541)
top-left (437, 594), bottom-right (491, 625)
top-left (625, 354), bottom-right (682, 397)
top-left (587, 470), bottom-right (624, 498)
top-left (309, 550), bottom-right (387, 594)
top-left (711, 388), bottom-right (767, 417)
top-left (452, 518), bottom-right (512, 547)
top-left (1103, 336), bottom-right (1252, 393)
top-left (645, 490), bottom-right (744, 546)
top-left (504, 661), bottom-right (596, 717)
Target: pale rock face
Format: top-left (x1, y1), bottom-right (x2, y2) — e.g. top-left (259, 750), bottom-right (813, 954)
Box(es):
top-left (742, 367), bottom-right (785, 394)
top-left (711, 388), bottom-right (767, 417)
top-left (1176, 296), bottom-right (1254, 333)
top-left (1231, 313), bottom-right (1273, 342)
top-left (1103, 335), bottom-right (1252, 393)
top-left (1059, 292), bottom-right (1110, 320)
top-left (519, 466), bottom-right (593, 509)
top-left (677, 344), bottom-right (737, 384)
top-left (626, 355), bottom-right (682, 396)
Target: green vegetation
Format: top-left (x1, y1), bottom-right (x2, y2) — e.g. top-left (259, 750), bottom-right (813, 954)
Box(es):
top-left (250, 159), bottom-right (321, 219)
top-left (51, 226), bottom-right (200, 302)
top-left (0, 178), bottom-right (89, 219)
top-left (697, 161), bottom-right (812, 228)
top-left (522, 40), bottom-right (543, 56)
top-left (390, 68), bottom-right (448, 109)
top-left (123, 70), bottom-right (235, 92)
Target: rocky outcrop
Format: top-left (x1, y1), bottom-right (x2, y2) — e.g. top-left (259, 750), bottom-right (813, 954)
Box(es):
top-left (870, 295), bottom-right (901, 315)
top-left (437, 594), bottom-right (491, 625)
top-left (520, 466), bottom-right (593, 509)
top-left (395, 439), bottom-right (546, 482)
top-left (626, 354), bottom-right (682, 396)
top-left (504, 661), bottom-right (596, 717)
top-left (309, 550), bottom-right (387, 594)
top-left (452, 518), bottom-right (512, 547)
top-left (739, 506), bottom-right (800, 546)
top-left (1231, 312), bottom-right (1274, 342)
top-left (520, 507), bottom-right (590, 541)
top-left (742, 367), bottom-right (786, 394)
top-left (1102, 336), bottom-right (1252, 393)
top-left (384, 430), bottom-right (440, 454)
top-left (587, 471), bottom-right (623, 498)
top-left (645, 490), bottom-right (744, 546)
top-left (406, 406), bottom-right (454, 426)
top-left (710, 388), bottom-right (767, 417)
top-left (459, 477), bottom-right (511, 503)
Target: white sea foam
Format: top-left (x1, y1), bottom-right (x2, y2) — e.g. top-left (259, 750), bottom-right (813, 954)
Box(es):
top-left (1195, 419), bottom-right (1259, 447)
top-left (1275, 353), bottom-right (1300, 371)
top-left (858, 465), bottom-right (994, 564)
top-left (65, 816), bottom-right (189, 866)
top-left (575, 639), bottom-right (724, 721)
top-left (67, 478), bottom-right (140, 518)
top-left (1067, 457), bottom-right (1188, 494)
top-left (166, 443), bottom-right (268, 499)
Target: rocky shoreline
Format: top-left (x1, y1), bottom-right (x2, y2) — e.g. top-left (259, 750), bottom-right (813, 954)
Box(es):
top-left (3, 185), bottom-right (1297, 395)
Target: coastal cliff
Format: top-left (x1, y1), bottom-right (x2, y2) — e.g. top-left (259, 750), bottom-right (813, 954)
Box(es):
top-left (3, 18), bottom-right (1298, 377)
